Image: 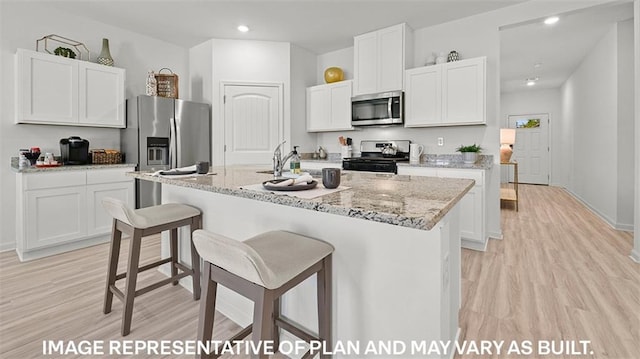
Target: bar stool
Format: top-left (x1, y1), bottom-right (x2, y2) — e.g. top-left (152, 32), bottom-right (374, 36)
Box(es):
top-left (101, 197), bottom-right (203, 336)
top-left (193, 230), bottom-right (334, 359)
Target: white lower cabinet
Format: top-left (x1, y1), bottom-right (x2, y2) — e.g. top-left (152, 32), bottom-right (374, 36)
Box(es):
top-left (25, 187), bottom-right (87, 250)
top-left (16, 167), bottom-right (134, 261)
top-left (397, 166), bottom-right (487, 251)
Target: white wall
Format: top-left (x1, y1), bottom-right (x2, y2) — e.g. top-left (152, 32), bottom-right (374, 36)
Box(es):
top-left (633, 0), bottom-right (640, 262)
top-left (561, 20), bottom-right (635, 230)
top-left (501, 88), bottom-right (566, 187)
top-left (189, 40), bottom-right (213, 105)
top-left (617, 19), bottom-right (635, 230)
top-left (290, 45), bottom-right (318, 153)
top-left (0, 2), bottom-right (189, 251)
top-left (209, 39), bottom-right (291, 166)
top-left (316, 47), bottom-right (354, 85)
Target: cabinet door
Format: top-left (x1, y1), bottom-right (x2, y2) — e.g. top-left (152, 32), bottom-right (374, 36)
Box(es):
top-left (442, 57), bottom-right (486, 125)
top-left (404, 66), bottom-right (441, 127)
top-left (87, 181), bottom-right (134, 236)
top-left (377, 24), bottom-right (404, 92)
top-left (328, 81), bottom-right (353, 131)
top-left (456, 186), bottom-right (483, 242)
top-left (438, 168), bottom-right (484, 242)
top-left (25, 187), bottom-right (87, 250)
top-left (79, 63), bottom-right (125, 127)
top-left (18, 49), bottom-right (78, 125)
top-left (306, 86), bottom-right (330, 131)
top-left (353, 32), bottom-right (378, 96)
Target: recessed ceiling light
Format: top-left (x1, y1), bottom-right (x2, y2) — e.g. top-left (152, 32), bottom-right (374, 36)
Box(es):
top-left (534, 62), bottom-right (543, 68)
top-left (237, 25), bottom-right (249, 33)
top-left (544, 16), bottom-right (559, 25)
top-left (526, 77), bottom-right (539, 86)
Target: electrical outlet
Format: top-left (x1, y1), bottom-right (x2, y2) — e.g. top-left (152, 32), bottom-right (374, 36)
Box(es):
top-left (437, 137), bottom-right (444, 146)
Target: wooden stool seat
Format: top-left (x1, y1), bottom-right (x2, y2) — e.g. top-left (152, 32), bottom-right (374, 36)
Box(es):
top-left (193, 230), bottom-right (334, 359)
top-left (101, 197), bottom-right (202, 336)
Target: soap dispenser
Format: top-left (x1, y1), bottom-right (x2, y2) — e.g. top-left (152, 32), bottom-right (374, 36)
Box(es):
top-left (290, 146), bottom-right (301, 174)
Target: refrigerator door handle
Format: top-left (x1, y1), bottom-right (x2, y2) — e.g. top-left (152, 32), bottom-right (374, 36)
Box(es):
top-left (169, 117), bottom-right (177, 168)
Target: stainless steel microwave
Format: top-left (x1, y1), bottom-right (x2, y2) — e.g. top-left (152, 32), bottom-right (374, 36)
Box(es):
top-left (351, 91), bottom-right (403, 126)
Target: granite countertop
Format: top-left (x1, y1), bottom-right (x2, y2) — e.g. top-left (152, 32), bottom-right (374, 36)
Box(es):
top-left (129, 165), bottom-right (474, 231)
top-left (398, 154), bottom-right (494, 170)
top-left (10, 158), bottom-right (137, 173)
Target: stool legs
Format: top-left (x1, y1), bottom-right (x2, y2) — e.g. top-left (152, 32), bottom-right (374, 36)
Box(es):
top-left (252, 288), bottom-right (275, 359)
top-left (121, 228), bottom-right (143, 336)
top-left (197, 262), bottom-right (218, 359)
top-left (317, 254), bottom-right (333, 358)
top-left (170, 228), bottom-right (179, 285)
top-left (190, 216), bottom-right (202, 300)
top-left (104, 219), bottom-right (122, 314)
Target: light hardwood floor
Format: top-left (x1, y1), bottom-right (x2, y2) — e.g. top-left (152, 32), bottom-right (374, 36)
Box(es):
top-left (1, 185), bottom-right (638, 358)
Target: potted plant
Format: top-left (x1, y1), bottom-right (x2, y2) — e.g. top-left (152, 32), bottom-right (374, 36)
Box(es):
top-left (456, 144), bottom-right (482, 164)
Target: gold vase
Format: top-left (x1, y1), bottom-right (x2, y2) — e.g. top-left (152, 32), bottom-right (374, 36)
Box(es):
top-left (324, 67), bottom-right (344, 83)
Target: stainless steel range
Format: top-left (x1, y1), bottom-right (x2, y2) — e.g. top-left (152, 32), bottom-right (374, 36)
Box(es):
top-left (342, 140), bottom-right (411, 174)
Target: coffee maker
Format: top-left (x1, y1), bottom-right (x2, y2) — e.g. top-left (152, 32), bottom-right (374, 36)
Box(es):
top-left (60, 136), bottom-right (90, 165)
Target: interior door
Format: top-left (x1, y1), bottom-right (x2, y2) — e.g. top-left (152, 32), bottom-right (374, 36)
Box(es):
top-left (223, 84), bottom-right (282, 165)
top-left (508, 114), bottom-right (549, 185)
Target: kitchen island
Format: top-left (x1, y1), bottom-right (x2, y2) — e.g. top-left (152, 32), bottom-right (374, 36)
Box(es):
top-left (130, 166), bottom-right (473, 359)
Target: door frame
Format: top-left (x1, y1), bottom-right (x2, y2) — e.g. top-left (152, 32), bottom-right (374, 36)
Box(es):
top-left (507, 113), bottom-right (551, 185)
top-left (220, 81), bottom-right (286, 167)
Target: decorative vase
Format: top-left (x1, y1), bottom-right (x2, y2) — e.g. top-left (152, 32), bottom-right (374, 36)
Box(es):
top-left (324, 67), bottom-right (344, 83)
top-left (462, 152), bottom-right (478, 164)
top-left (97, 38), bottom-right (114, 66)
top-left (146, 70), bottom-right (157, 96)
top-left (447, 50), bottom-right (460, 62)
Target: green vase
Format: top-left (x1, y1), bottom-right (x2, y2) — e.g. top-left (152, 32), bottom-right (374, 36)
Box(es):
top-left (97, 38), bottom-right (114, 66)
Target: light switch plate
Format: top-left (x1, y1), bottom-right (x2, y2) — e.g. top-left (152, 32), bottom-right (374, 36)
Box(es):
top-left (437, 137), bottom-right (444, 146)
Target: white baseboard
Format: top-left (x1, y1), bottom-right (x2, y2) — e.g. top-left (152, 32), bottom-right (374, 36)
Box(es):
top-left (0, 242), bottom-right (15, 252)
top-left (461, 237), bottom-right (488, 252)
top-left (488, 230), bottom-right (503, 240)
top-left (16, 235), bottom-right (110, 262)
top-left (564, 189), bottom-right (628, 231)
top-left (616, 223), bottom-right (635, 231)
top-left (630, 249), bottom-right (640, 263)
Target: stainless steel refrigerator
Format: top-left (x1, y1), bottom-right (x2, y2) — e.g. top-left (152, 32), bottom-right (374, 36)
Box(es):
top-left (122, 95), bottom-right (210, 208)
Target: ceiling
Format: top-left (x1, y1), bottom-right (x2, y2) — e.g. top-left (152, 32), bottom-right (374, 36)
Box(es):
top-left (500, 2), bottom-right (634, 93)
top-left (42, 0), bottom-right (524, 54)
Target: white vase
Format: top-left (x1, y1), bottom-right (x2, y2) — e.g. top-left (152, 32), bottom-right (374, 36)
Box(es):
top-left (462, 152), bottom-right (478, 164)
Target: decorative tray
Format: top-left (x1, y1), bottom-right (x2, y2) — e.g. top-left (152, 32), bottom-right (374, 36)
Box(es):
top-left (35, 163), bottom-right (62, 168)
top-left (263, 179), bottom-right (318, 191)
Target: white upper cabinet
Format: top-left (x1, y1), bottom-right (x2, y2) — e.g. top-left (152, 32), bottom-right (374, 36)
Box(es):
top-left (442, 57), bottom-right (485, 125)
top-left (307, 80), bottom-right (353, 132)
top-left (18, 50), bottom-right (79, 125)
top-left (404, 56), bottom-right (486, 127)
top-left (79, 63), bottom-right (125, 127)
top-left (16, 49), bottom-right (125, 128)
top-left (405, 65), bottom-right (441, 127)
top-left (354, 23), bottom-right (412, 96)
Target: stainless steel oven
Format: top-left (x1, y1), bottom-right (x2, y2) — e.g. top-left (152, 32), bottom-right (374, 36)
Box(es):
top-left (351, 91), bottom-right (403, 126)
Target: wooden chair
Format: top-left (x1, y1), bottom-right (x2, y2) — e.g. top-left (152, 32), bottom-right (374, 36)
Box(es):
top-left (193, 230), bottom-right (334, 359)
top-left (101, 197), bottom-right (202, 336)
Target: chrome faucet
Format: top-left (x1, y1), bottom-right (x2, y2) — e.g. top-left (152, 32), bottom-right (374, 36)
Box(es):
top-left (273, 140), bottom-right (296, 177)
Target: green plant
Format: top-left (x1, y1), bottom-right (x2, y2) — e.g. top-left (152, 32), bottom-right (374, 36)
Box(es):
top-left (456, 144), bottom-right (482, 153)
top-left (54, 47), bottom-right (76, 59)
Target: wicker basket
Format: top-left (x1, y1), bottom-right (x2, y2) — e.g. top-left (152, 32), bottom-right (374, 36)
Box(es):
top-left (155, 68), bottom-right (179, 99)
top-left (91, 149), bottom-right (122, 164)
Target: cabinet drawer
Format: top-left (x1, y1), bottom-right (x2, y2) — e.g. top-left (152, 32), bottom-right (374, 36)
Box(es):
top-left (397, 166), bottom-right (438, 177)
top-left (23, 171), bottom-right (86, 190)
top-left (86, 168), bottom-right (134, 185)
top-left (437, 169), bottom-right (484, 186)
